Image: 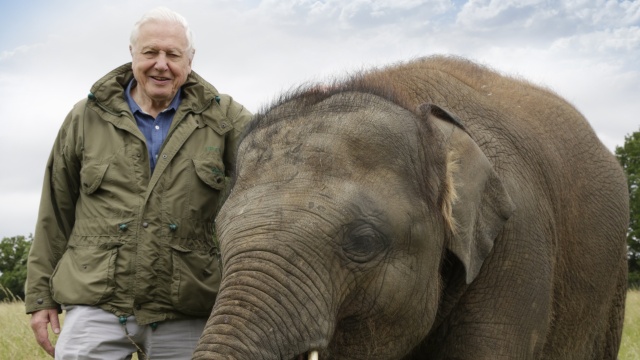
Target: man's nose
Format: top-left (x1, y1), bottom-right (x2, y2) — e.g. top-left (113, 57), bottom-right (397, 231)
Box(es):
top-left (154, 53), bottom-right (169, 71)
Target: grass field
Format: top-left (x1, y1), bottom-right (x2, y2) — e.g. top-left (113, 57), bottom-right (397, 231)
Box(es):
top-left (619, 290), bottom-right (640, 360)
top-left (2, 291), bottom-right (639, 359)
top-left (0, 301), bottom-right (54, 359)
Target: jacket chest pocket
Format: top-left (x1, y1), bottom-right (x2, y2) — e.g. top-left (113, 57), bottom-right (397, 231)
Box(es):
top-left (80, 163), bottom-right (109, 195)
top-left (185, 158), bottom-right (227, 215)
top-left (192, 159), bottom-right (226, 190)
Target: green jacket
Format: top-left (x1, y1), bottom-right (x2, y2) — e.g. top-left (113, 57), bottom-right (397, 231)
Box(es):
top-left (25, 63), bottom-right (252, 324)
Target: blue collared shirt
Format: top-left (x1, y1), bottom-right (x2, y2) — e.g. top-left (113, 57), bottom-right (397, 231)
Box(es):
top-left (125, 80), bottom-right (182, 173)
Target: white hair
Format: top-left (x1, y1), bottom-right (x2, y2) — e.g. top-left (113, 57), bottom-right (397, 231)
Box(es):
top-left (130, 7), bottom-right (195, 59)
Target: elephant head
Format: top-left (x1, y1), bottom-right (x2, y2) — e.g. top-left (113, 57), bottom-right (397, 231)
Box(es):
top-left (193, 87), bottom-right (514, 359)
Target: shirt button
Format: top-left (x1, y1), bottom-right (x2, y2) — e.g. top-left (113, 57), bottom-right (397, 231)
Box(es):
top-left (36, 298), bottom-right (44, 305)
top-left (155, 125), bottom-right (160, 130)
top-left (142, 222), bottom-right (149, 228)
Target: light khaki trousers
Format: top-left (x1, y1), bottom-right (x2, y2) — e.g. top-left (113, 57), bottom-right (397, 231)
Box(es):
top-left (55, 305), bottom-right (207, 360)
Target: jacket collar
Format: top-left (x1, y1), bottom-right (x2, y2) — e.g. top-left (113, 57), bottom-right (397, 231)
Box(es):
top-left (88, 63), bottom-right (219, 115)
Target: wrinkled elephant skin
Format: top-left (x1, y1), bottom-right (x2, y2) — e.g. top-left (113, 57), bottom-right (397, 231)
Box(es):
top-left (193, 56), bottom-right (629, 360)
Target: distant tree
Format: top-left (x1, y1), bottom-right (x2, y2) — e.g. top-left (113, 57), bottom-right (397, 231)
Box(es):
top-left (0, 235), bottom-right (32, 301)
top-left (615, 128), bottom-right (640, 287)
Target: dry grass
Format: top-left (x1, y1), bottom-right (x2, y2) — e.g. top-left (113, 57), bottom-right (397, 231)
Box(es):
top-left (619, 289), bottom-right (640, 360)
top-left (1, 291), bottom-right (639, 359)
top-left (0, 301), bottom-right (56, 359)
top-left (0, 300), bottom-right (140, 359)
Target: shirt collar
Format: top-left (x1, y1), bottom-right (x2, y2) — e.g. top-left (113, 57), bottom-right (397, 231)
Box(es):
top-left (125, 79), bottom-right (182, 115)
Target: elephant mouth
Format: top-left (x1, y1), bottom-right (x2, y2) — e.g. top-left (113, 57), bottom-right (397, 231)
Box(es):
top-left (295, 350), bottom-right (319, 360)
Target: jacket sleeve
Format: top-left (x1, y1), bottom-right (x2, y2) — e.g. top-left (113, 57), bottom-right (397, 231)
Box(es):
top-left (25, 103), bottom-right (83, 313)
top-left (221, 96), bottom-right (253, 175)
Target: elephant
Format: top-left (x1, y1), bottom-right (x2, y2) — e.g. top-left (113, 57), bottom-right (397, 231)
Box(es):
top-left (193, 55), bottom-right (629, 359)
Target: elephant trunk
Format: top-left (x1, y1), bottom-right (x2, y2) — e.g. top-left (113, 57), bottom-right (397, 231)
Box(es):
top-left (193, 234), bottom-right (335, 360)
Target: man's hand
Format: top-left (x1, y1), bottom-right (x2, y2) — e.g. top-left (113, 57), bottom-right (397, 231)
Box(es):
top-left (30, 309), bottom-right (61, 357)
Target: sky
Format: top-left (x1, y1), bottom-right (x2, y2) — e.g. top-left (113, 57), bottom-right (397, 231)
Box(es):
top-left (0, 0), bottom-right (638, 238)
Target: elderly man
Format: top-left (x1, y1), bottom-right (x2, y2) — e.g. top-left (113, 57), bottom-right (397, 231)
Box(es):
top-left (25, 7), bottom-right (252, 359)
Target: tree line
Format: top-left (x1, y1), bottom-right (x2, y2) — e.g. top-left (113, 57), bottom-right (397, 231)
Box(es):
top-left (0, 234), bottom-right (30, 301)
top-left (1, 128), bottom-right (640, 300)
top-left (616, 127), bottom-right (640, 287)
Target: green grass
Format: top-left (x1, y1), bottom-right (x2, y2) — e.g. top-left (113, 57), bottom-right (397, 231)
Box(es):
top-left (1, 291), bottom-right (639, 359)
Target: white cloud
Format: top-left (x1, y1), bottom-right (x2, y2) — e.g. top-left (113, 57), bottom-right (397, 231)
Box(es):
top-left (571, 0), bottom-right (640, 26)
top-left (457, 0), bottom-right (547, 28)
top-left (0, 43), bottom-right (46, 61)
top-left (455, 0), bottom-right (640, 45)
top-left (251, 0), bottom-right (451, 33)
top-left (551, 26), bottom-right (640, 57)
top-left (0, 0), bottom-right (639, 237)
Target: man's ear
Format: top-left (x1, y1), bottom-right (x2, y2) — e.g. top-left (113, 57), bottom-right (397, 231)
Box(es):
top-left (419, 103), bottom-right (515, 284)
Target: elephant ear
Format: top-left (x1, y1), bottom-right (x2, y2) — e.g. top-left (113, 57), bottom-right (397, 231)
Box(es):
top-left (419, 103), bottom-right (515, 284)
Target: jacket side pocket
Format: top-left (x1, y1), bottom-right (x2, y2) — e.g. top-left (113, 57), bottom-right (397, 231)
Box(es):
top-left (50, 243), bottom-right (119, 305)
top-left (170, 244), bottom-right (220, 316)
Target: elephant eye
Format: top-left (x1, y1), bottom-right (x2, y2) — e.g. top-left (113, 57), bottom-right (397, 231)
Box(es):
top-left (342, 222), bottom-right (389, 263)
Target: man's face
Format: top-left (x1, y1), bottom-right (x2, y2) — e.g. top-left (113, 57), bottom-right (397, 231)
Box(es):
top-left (130, 20), bottom-right (193, 107)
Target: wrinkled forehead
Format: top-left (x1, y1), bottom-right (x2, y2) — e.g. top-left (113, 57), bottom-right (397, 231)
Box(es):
top-left (238, 93), bottom-right (423, 181)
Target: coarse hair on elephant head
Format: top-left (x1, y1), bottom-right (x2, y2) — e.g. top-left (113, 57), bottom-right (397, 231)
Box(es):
top-left (195, 66), bottom-right (515, 359)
